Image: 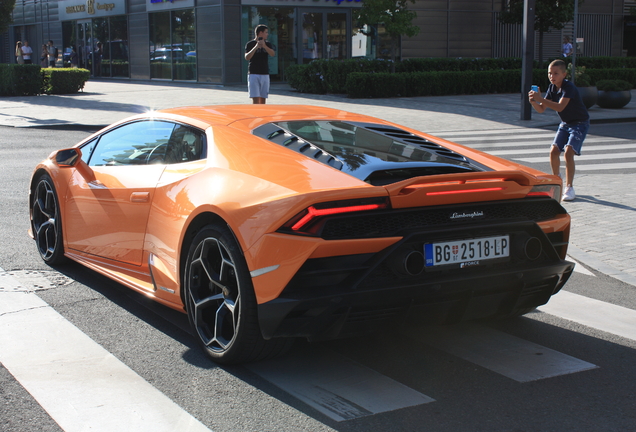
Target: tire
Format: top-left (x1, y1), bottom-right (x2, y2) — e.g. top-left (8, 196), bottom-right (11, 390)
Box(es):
top-left (494, 307), bottom-right (537, 320)
top-left (183, 223), bottom-right (292, 364)
top-left (31, 173), bottom-right (67, 265)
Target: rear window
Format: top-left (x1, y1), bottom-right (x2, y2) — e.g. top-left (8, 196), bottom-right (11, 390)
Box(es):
top-left (253, 121), bottom-right (488, 185)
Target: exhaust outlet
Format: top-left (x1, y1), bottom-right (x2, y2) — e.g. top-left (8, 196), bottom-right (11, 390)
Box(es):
top-left (524, 237), bottom-right (542, 261)
top-left (391, 250), bottom-right (425, 276)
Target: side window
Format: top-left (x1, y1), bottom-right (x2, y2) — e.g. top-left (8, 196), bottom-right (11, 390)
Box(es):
top-left (152, 124), bottom-right (206, 165)
top-left (80, 138), bottom-right (98, 164)
top-left (88, 121), bottom-right (175, 167)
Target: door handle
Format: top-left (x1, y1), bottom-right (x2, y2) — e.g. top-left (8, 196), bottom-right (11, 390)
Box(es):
top-left (130, 192), bottom-right (150, 203)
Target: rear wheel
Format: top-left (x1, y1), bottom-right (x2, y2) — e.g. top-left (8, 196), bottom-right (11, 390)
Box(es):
top-left (31, 174), bottom-right (67, 265)
top-left (183, 223), bottom-right (292, 364)
top-left (494, 306), bottom-right (537, 320)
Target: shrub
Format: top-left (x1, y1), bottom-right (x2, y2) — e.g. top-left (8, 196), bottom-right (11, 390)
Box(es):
top-left (395, 57), bottom-right (524, 73)
top-left (570, 56), bottom-right (636, 69)
top-left (586, 69), bottom-right (636, 89)
top-left (285, 64), bottom-right (326, 94)
top-left (346, 69), bottom-right (526, 98)
top-left (0, 64), bottom-right (42, 96)
top-left (42, 68), bottom-right (90, 94)
top-left (286, 58), bottom-right (636, 98)
top-left (595, 79), bottom-right (633, 92)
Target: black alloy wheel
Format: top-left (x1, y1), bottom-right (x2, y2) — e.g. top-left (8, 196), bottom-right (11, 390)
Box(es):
top-left (184, 223), bottom-right (292, 364)
top-left (31, 174), bottom-right (67, 265)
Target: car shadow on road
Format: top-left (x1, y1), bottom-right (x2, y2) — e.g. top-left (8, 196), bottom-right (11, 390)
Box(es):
top-left (573, 195), bottom-right (636, 212)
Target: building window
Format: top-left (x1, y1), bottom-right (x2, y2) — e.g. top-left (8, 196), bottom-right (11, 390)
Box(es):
top-left (351, 23), bottom-right (393, 60)
top-left (242, 7), bottom-right (295, 82)
top-left (150, 9), bottom-right (196, 81)
top-left (62, 16), bottom-right (129, 78)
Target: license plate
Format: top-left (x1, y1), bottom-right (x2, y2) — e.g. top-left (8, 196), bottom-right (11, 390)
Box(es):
top-left (424, 235), bottom-right (509, 267)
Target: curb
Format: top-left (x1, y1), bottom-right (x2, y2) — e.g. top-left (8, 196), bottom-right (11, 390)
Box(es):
top-left (567, 244), bottom-right (636, 288)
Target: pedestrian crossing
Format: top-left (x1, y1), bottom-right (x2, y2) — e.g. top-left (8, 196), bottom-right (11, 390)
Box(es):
top-left (2, 267), bottom-right (636, 427)
top-left (438, 127), bottom-right (636, 172)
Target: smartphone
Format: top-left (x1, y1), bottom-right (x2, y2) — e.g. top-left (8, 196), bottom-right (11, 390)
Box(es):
top-left (258, 37), bottom-right (263, 41)
top-left (531, 85), bottom-right (539, 92)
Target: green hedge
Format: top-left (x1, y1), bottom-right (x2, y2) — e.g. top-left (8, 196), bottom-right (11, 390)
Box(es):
top-left (0, 65), bottom-right (90, 96)
top-left (346, 69), bottom-right (538, 98)
top-left (288, 57), bottom-right (636, 98)
top-left (565, 56), bottom-right (636, 69)
top-left (396, 57), bottom-right (525, 72)
top-left (343, 68), bottom-right (636, 98)
top-left (0, 64), bottom-right (43, 96)
top-left (286, 58), bottom-right (392, 94)
top-left (585, 68), bottom-right (636, 88)
top-left (42, 68), bottom-right (90, 94)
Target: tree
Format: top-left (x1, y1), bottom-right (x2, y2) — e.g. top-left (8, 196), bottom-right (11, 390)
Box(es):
top-left (0, 0), bottom-right (16, 35)
top-left (499, 0), bottom-right (581, 64)
top-left (354, 0), bottom-right (419, 73)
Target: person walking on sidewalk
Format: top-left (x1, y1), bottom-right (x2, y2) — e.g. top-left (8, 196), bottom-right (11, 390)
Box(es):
top-left (562, 36), bottom-right (573, 57)
top-left (244, 24), bottom-right (275, 104)
top-left (528, 59), bottom-right (589, 201)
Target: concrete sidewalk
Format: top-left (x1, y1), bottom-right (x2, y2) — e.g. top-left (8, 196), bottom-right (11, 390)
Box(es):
top-left (0, 79), bottom-right (634, 132)
top-left (1, 79), bottom-right (635, 287)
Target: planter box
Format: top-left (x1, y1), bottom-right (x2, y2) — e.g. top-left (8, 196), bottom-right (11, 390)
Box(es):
top-left (597, 90), bottom-right (632, 109)
top-left (577, 86), bottom-right (597, 109)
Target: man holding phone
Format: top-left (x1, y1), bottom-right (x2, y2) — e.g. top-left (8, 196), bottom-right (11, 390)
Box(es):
top-left (245, 25), bottom-right (276, 104)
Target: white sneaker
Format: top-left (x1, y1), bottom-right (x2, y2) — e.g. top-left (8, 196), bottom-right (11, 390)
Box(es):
top-left (562, 185), bottom-right (575, 201)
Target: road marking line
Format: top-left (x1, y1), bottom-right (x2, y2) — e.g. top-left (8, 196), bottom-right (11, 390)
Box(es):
top-left (515, 152), bottom-right (636, 163)
top-left (463, 137), bottom-right (620, 149)
top-left (0, 272), bottom-right (211, 432)
top-left (450, 136), bottom-right (619, 145)
top-left (538, 290), bottom-right (636, 342)
top-left (248, 346), bottom-right (434, 422)
top-left (439, 129), bottom-right (554, 138)
top-left (575, 162), bottom-right (636, 170)
top-left (488, 143), bottom-right (636, 156)
top-left (407, 323), bottom-right (597, 382)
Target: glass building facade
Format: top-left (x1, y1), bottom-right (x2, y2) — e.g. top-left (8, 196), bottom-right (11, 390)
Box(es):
top-left (5, 0), bottom-right (630, 85)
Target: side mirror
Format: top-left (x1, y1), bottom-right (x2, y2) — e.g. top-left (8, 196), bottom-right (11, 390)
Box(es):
top-left (54, 148), bottom-right (83, 167)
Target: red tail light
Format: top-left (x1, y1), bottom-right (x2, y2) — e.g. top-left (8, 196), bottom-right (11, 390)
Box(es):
top-left (526, 185), bottom-right (561, 200)
top-left (281, 197), bottom-right (390, 235)
top-left (426, 187), bottom-right (504, 196)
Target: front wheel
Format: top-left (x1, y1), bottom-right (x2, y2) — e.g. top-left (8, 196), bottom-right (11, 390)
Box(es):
top-left (183, 223), bottom-right (292, 364)
top-left (31, 173), bottom-right (67, 265)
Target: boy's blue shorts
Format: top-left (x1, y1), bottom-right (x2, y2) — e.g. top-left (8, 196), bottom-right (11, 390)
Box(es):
top-left (552, 120), bottom-right (589, 155)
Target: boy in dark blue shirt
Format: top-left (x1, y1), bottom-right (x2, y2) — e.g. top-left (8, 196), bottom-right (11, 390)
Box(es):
top-left (529, 59), bottom-right (589, 201)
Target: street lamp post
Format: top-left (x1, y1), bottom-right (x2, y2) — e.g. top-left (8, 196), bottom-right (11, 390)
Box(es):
top-left (571, 0), bottom-right (578, 85)
top-left (521, 0), bottom-right (536, 120)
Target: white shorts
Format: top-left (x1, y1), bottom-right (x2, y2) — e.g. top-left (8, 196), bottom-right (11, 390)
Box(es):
top-left (248, 74), bottom-right (270, 99)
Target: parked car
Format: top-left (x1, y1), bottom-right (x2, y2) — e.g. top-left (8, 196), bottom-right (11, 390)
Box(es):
top-left (150, 47), bottom-right (185, 62)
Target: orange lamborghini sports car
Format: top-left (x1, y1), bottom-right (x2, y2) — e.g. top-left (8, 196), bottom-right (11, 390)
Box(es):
top-left (29, 105), bottom-right (574, 364)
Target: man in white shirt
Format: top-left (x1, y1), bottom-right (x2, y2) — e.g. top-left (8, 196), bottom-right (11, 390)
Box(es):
top-left (21, 41), bottom-right (33, 64)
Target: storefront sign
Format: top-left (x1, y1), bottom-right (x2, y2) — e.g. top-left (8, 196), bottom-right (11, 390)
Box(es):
top-left (148, 0), bottom-right (195, 10)
top-left (59, 0), bottom-right (126, 20)
top-left (242, 0), bottom-right (361, 6)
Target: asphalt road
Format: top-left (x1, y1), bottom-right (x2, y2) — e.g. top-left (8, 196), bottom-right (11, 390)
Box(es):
top-left (1, 127), bottom-right (635, 432)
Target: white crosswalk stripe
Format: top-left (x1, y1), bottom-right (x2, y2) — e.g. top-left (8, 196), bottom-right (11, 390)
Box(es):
top-left (488, 143), bottom-right (636, 156)
top-left (439, 127), bottom-right (636, 172)
top-left (516, 151), bottom-right (636, 163)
